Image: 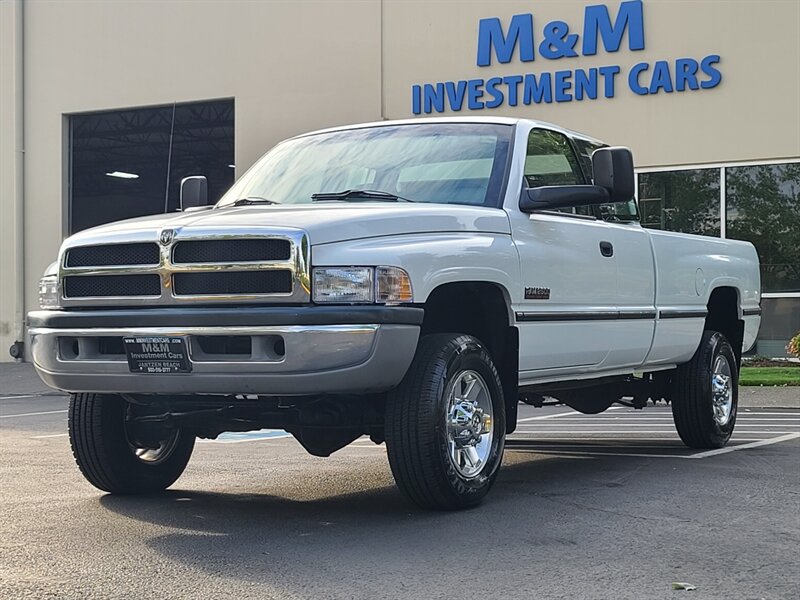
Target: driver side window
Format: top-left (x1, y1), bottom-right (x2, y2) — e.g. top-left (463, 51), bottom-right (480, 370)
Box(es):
top-left (524, 129), bottom-right (584, 187)
top-left (524, 129), bottom-right (591, 215)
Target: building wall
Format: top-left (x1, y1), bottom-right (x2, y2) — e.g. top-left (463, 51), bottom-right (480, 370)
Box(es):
top-left (0, 0), bottom-right (24, 359)
top-left (2, 0), bottom-right (799, 361)
top-left (383, 0), bottom-right (800, 167)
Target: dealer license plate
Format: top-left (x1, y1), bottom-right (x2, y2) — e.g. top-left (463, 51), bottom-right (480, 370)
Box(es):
top-left (123, 336), bottom-right (192, 374)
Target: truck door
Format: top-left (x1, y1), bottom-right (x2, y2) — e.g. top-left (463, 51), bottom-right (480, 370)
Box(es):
top-left (510, 128), bottom-right (617, 374)
top-left (572, 137), bottom-right (657, 369)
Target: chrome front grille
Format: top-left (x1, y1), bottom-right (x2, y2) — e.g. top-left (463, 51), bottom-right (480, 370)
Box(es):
top-left (58, 227), bottom-right (310, 307)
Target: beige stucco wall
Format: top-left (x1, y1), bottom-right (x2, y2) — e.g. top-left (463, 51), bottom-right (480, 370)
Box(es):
top-left (0, 0), bottom-right (24, 359)
top-left (384, 0), bottom-right (800, 167)
top-left (1, 0), bottom-right (799, 362)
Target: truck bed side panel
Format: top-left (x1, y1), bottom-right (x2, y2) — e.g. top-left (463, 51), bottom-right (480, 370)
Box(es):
top-left (644, 230), bottom-right (761, 365)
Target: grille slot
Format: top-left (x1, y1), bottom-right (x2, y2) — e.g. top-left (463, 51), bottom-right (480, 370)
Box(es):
top-left (66, 243), bottom-right (160, 267)
top-left (172, 271), bottom-right (292, 296)
top-left (64, 274), bottom-right (161, 298)
top-left (172, 239), bottom-right (291, 264)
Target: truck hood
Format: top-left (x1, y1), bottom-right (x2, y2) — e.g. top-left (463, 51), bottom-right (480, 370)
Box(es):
top-left (64, 203), bottom-right (512, 247)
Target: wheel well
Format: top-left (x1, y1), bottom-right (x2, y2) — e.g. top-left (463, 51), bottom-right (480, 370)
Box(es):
top-left (420, 282), bottom-right (519, 433)
top-left (705, 287), bottom-right (744, 364)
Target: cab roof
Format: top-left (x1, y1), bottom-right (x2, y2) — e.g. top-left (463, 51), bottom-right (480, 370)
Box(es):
top-left (292, 116), bottom-right (607, 147)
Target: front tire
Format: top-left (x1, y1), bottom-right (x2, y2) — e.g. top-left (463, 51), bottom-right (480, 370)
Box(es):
top-left (671, 331), bottom-right (738, 449)
top-left (385, 334), bottom-right (506, 510)
top-left (68, 393), bottom-right (195, 493)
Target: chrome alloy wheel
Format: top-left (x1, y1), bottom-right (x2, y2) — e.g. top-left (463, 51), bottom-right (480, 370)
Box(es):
top-left (711, 354), bottom-right (734, 426)
top-left (445, 370), bottom-right (494, 479)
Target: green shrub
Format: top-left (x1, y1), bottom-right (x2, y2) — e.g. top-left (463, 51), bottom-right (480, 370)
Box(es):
top-left (788, 332), bottom-right (800, 359)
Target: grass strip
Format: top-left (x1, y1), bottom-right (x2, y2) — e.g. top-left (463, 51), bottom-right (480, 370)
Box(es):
top-left (739, 367), bottom-right (800, 386)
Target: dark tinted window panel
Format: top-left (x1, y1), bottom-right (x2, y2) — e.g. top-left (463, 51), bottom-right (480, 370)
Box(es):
top-left (64, 274), bottom-right (161, 298)
top-left (172, 239), bottom-right (291, 264)
top-left (172, 271), bottom-right (293, 296)
top-left (726, 163), bottom-right (800, 293)
top-left (66, 243), bottom-right (160, 267)
top-left (638, 169), bottom-right (721, 237)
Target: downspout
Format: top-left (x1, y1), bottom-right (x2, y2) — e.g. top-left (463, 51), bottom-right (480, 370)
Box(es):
top-left (379, 0), bottom-right (385, 120)
top-left (11, 0), bottom-right (26, 360)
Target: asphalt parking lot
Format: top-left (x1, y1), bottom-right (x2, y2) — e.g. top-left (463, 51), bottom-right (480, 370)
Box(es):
top-left (1, 367), bottom-right (799, 599)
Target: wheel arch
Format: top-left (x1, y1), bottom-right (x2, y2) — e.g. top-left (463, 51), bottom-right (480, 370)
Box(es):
top-left (420, 281), bottom-right (519, 433)
top-left (705, 286), bottom-right (744, 365)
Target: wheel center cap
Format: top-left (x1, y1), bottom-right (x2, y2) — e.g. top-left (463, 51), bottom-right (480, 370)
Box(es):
top-left (712, 374), bottom-right (730, 404)
top-left (449, 401), bottom-right (485, 446)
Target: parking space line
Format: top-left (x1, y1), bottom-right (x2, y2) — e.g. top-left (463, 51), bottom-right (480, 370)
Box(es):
top-left (197, 437), bottom-right (291, 444)
top-left (518, 423), bottom-right (674, 427)
top-left (739, 412), bottom-right (800, 416)
top-left (0, 409), bottom-right (68, 419)
top-left (507, 432), bottom-right (800, 459)
top-left (689, 433), bottom-right (800, 458)
top-left (517, 411), bottom-right (578, 422)
top-left (198, 430), bottom-right (293, 444)
top-left (30, 433), bottom-right (69, 439)
top-left (517, 406), bottom-right (626, 423)
top-left (516, 424), bottom-right (800, 429)
top-left (511, 430), bottom-right (686, 434)
top-left (510, 448), bottom-right (689, 459)
top-left (0, 395), bottom-right (37, 400)
top-left (517, 417), bottom-right (800, 422)
top-left (507, 438), bottom-right (766, 443)
top-left (508, 430), bottom-right (799, 435)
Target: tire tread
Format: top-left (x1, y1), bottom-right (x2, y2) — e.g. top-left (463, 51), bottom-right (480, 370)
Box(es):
top-left (672, 330), bottom-right (737, 449)
top-left (385, 334), bottom-right (505, 510)
top-left (68, 393), bottom-right (193, 494)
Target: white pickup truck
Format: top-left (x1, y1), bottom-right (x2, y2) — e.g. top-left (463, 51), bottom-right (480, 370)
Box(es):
top-left (28, 117), bottom-right (761, 510)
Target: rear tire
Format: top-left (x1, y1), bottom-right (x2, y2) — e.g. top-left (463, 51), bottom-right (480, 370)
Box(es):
top-left (671, 331), bottom-right (738, 449)
top-left (385, 334), bottom-right (506, 510)
top-left (68, 393), bottom-right (195, 493)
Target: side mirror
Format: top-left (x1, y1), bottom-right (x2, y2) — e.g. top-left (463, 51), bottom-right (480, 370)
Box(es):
top-left (592, 147), bottom-right (634, 203)
top-left (180, 176), bottom-right (208, 210)
top-left (520, 185), bottom-right (609, 212)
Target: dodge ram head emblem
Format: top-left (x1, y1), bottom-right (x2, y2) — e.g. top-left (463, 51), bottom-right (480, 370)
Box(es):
top-left (160, 229), bottom-right (175, 245)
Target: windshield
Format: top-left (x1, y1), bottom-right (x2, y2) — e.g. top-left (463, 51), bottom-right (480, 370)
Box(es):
top-left (217, 123), bottom-right (512, 208)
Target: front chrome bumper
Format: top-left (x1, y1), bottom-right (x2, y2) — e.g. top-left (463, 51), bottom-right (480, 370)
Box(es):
top-left (27, 307), bottom-right (422, 396)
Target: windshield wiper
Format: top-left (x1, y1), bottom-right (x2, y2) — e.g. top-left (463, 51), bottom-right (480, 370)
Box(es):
top-left (311, 189), bottom-right (415, 203)
top-left (230, 196), bottom-right (281, 206)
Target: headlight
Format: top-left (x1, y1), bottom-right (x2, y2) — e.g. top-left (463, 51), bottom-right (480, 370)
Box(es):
top-left (313, 266), bottom-right (413, 304)
top-left (38, 275), bottom-right (60, 309)
top-left (313, 267), bottom-right (374, 303)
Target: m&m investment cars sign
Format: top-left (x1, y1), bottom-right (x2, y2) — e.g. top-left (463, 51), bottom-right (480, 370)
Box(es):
top-left (411, 0), bottom-right (722, 114)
